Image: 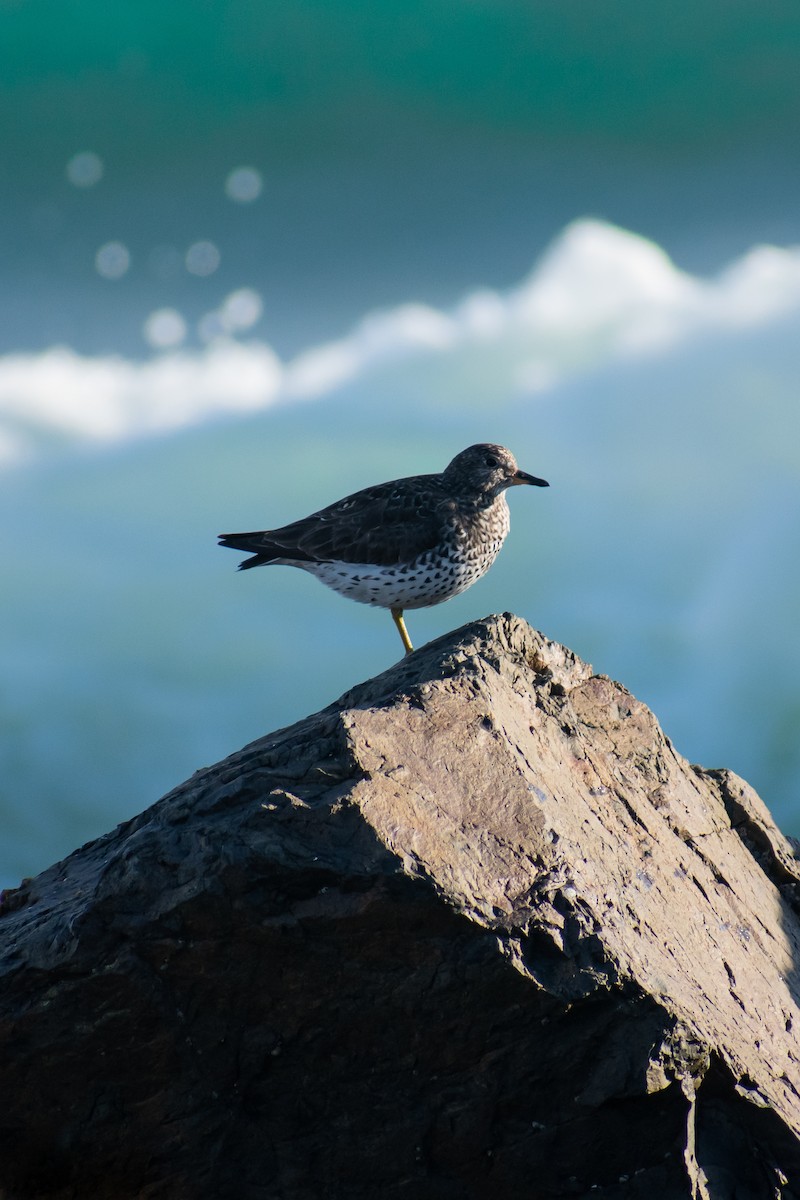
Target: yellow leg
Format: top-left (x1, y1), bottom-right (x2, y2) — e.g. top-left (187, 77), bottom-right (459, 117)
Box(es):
top-left (391, 608), bottom-right (414, 655)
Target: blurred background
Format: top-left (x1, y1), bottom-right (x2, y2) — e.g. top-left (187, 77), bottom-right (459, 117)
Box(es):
top-left (1, 0), bottom-right (799, 885)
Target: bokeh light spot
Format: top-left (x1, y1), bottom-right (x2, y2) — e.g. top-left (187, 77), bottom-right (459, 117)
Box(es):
top-left (198, 288), bottom-right (263, 342)
top-left (186, 241), bottom-right (220, 276)
top-left (221, 288), bottom-right (263, 331)
top-left (95, 241), bottom-right (130, 280)
top-left (143, 308), bottom-right (187, 349)
top-left (225, 167), bottom-right (263, 203)
top-left (66, 151), bottom-right (104, 188)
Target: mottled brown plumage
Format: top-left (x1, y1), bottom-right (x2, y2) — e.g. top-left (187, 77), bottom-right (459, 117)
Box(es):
top-left (219, 443), bottom-right (548, 654)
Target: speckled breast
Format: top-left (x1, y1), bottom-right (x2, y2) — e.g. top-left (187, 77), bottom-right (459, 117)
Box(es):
top-left (303, 494), bottom-right (512, 611)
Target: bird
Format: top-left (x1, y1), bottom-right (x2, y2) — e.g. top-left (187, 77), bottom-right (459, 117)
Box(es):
top-left (218, 443), bottom-right (549, 655)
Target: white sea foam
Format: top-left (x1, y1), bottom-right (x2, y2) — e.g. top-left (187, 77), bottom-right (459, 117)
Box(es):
top-left (2, 219), bottom-right (799, 467)
top-left (0, 340), bottom-right (282, 466)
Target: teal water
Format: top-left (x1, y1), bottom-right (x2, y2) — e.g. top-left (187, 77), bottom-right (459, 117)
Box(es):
top-left (7, 1), bottom-right (800, 156)
top-left (1, 255), bottom-right (799, 883)
top-left (3, 2), bottom-right (800, 355)
top-left (1, 3), bottom-right (800, 885)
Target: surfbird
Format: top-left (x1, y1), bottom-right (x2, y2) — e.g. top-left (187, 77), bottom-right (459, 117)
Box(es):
top-left (219, 443), bottom-right (549, 654)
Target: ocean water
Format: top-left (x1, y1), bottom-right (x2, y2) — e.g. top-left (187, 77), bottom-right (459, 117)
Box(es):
top-left (2, 2), bottom-right (800, 885)
top-left (6, 0), bottom-right (800, 359)
top-left (2, 219), bottom-right (799, 886)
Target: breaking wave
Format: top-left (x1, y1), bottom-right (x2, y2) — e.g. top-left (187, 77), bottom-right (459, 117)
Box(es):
top-left (2, 219), bottom-right (800, 468)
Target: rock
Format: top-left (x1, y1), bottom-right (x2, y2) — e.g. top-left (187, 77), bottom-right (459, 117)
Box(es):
top-left (1, 614), bottom-right (799, 1199)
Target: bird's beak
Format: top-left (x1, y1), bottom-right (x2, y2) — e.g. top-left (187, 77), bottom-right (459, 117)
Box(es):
top-left (512, 470), bottom-right (549, 488)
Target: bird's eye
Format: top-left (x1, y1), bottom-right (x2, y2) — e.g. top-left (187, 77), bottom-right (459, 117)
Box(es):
top-left (484, 453), bottom-right (499, 468)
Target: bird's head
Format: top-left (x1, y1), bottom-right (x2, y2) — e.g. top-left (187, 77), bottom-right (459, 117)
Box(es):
top-left (442, 444), bottom-right (549, 499)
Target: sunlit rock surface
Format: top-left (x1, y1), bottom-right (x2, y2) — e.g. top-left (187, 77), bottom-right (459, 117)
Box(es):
top-left (1, 614), bottom-right (799, 1198)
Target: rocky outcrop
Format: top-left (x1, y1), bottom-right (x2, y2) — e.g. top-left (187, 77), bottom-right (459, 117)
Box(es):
top-left (1, 614), bottom-right (799, 1199)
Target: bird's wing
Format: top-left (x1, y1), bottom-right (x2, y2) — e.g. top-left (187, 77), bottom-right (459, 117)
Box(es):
top-left (225, 475), bottom-right (449, 566)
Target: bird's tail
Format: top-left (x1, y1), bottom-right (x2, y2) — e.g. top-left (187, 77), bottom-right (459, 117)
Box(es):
top-left (218, 532), bottom-right (277, 570)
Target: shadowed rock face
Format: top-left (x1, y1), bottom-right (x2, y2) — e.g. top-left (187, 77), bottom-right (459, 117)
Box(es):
top-left (1, 614), bottom-right (799, 1199)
